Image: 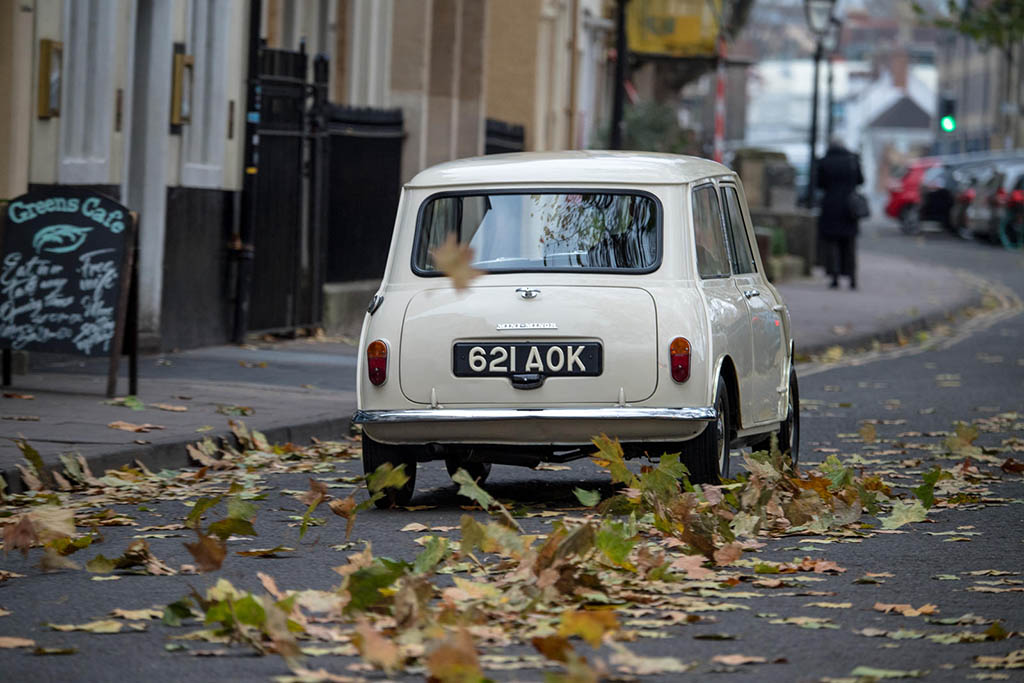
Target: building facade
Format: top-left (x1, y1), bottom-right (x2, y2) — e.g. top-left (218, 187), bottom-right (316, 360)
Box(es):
top-left (935, 32), bottom-right (1024, 154)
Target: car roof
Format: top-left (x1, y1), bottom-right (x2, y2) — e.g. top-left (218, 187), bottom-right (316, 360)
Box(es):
top-left (406, 151), bottom-right (732, 188)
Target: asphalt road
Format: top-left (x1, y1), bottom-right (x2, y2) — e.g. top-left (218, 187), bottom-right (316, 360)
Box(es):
top-left (1, 225), bottom-right (1022, 682)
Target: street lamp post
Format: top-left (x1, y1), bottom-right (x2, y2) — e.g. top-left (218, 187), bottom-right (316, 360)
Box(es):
top-left (804, 0), bottom-right (836, 208)
top-left (825, 17), bottom-right (842, 143)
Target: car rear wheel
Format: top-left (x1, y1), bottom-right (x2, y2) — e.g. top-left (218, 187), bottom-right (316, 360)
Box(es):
top-left (778, 367), bottom-right (800, 464)
top-left (900, 205), bottom-right (921, 234)
top-left (445, 458), bottom-right (491, 485)
top-left (362, 434), bottom-right (417, 509)
top-left (684, 376), bottom-right (730, 484)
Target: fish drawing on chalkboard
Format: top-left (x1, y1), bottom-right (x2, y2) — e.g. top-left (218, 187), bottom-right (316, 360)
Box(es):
top-left (32, 225), bottom-right (93, 254)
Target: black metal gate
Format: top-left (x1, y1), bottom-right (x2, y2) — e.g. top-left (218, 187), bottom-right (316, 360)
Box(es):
top-left (485, 118), bottom-right (525, 155)
top-left (245, 47), bottom-right (328, 333)
top-left (325, 106), bottom-right (404, 283)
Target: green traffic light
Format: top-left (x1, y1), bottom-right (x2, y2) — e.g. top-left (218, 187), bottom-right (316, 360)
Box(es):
top-left (940, 115), bottom-right (957, 132)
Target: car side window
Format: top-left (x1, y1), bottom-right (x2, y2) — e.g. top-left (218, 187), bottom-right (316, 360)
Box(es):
top-left (721, 186), bottom-right (757, 274)
top-left (692, 185), bottom-right (731, 279)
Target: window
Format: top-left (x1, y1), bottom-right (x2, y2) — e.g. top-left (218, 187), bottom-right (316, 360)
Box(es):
top-left (414, 192), bottom-right (660, 273)
top-left (180, 0), bottom-right (229, 188)
top-left (59, 0), bottom-right (118, 184)
top-left (721, 186), bottom-right (757, 274)
top-left (692, 185), bottom-right (730, 279)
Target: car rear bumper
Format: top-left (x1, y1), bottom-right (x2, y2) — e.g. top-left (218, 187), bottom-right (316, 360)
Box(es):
top-left (353, 406), bottom-right (716, 445)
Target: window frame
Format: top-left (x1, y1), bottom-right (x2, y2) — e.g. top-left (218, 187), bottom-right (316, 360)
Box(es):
top-left (690, 182), bottom-right (732, 280)
top-left (410, 188), bottom-right (664, 277)
top-left (719, 183), bottom-right (758, 276)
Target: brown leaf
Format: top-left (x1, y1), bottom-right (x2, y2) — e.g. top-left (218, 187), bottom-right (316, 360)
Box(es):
top-left (3, 393), bottom-right (34, 399)
top-left (39, 548), bottom-right (80, 571)
top-left (1001, 458), bottom-right (1024, 474)
top-left (874, 602), bottom-right (939, 617)
top-left (0, 637), bottom-right (35, 648)
top-left (299, 478), bottom-right (329, 506)
top-left (107, 421), bottom-right (165, 433)
top-left (670, 554), bottom-right (715, 580)
top-left (328, 496), bottom-right (358, 539)
top-left (257, 572), bottom-right (286, 601)
top-left (2, 516), bottom-right (37, 557)
top-left (426, 628), bottom-right (482, 681)
top-left (713, 542), bottom-right (744, 566)
top-left (183, 532), bottom-right (226, 573)
top-left (431, 233), bottom-right (482, 291)
top-left (532, 635), bottom-right (574, 663)
top-left (858, 423), bottom-right (877, 443)
top-left (352, 618), bottom-right (402, 673)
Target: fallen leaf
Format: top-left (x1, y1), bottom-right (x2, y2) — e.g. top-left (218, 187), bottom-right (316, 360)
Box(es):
top-left (151, 403), bottom-right (188, 412)
top-left (0, 637), bottom-right (35, 648)
top-left (426, 628), bottom-right (482, 681)
top-left (2, 393), bottom-right (34, 400)
top-left (874, 602), bottom-right (939, 617)
top-left (671, 554), bottom-right (716, 580)
top-left (850, 665), bottom-right (926, 678)
top-left (559, 609), bottom-right (618, 647)
top-left (712, 654), bottom-right (767, 666)
top-left (351, 618), bottom-right (402, 673)
top-left (47, 619), bottom-right (128, 634)
top-left (107, 421), bottom-right (165, 433)
top-left (235, 546), bottom-right (295, 558)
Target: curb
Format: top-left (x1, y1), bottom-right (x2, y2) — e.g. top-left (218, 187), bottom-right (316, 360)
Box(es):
top-left (2, 415), bottom-right (355, 495)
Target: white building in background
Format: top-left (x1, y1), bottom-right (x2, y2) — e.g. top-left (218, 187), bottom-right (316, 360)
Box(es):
top-left (745, 57), bottom-right (935, 205)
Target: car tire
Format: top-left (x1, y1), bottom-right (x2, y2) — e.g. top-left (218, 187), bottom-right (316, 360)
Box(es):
top-left (900, 205), bottom-right (921, 235)
top-left (445, 458), bottom-right (491, 485)
top-left (778, 367), bottom-right (800, 464)
top-left (684, 376), bottom-right (730, 485)
top-left (362, 434), bottom-right (417, 509)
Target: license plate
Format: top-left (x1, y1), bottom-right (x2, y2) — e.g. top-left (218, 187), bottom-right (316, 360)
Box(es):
top-left (453, 342), bottom-right (602, 377)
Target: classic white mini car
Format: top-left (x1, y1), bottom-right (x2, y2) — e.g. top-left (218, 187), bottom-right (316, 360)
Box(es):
top-left (354, 152), bottom-right (798, 506)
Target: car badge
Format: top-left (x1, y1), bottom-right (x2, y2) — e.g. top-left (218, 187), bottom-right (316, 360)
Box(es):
top-left (515, 287), bottom-right (540, 299)
top-left (496, 322), bottom-right (558, 331)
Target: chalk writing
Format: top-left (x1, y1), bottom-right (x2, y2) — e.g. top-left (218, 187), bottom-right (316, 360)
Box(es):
top-left (2, 190), bottom-right (131, 358)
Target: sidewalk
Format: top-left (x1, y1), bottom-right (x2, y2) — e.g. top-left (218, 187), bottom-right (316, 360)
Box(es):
top-left (0, 250), bottom-right (985, 493)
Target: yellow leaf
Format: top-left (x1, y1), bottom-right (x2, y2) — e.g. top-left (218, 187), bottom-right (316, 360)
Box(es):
top-left (558, 609), bottom-right (619, 648)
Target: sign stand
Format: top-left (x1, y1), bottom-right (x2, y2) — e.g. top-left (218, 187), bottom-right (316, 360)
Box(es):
top-left (0, 192), bottom-right (139, 398)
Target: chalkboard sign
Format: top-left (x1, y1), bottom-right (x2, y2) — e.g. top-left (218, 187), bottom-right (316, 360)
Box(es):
top-left (1, 188), bottom-right (138, 397)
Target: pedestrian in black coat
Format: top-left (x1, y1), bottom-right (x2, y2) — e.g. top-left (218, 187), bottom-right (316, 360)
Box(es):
top-left (816, 139), bottom-right (864, 289)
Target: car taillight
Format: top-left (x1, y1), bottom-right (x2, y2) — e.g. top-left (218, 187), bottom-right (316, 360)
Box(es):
top-left (669, 337), bottom-right (690, 383)
top-left (1011, 190), bottom-right (1024, 205)
top-left (367, 340), bottom-right (388, 386)
top-left (995, 188), bottom-right (1008, 206)
top-left (960, 188), bottom-right (976, 203)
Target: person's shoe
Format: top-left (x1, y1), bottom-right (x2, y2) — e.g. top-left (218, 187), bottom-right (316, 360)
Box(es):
top-left (829, 280), bottom-right (839, 289)
top-left (850, 282), bottom-right (857, 290)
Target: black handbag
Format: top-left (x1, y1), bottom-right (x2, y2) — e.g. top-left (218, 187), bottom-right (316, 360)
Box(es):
top-left (848, 191), bottom-right (870, 220)
top-left (847, 155), bottom-right (869, 219)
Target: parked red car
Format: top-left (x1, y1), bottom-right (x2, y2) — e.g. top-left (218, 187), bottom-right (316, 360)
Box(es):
top-left (885, 159), bottom-right (943, 233)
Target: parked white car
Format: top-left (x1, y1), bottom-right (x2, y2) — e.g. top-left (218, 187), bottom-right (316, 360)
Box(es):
top-left (354, 152), bottom-right (798, 506)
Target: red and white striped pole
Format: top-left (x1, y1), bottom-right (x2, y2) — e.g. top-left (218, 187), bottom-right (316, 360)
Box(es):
top-left (713, 36), bottom-right (726, 163)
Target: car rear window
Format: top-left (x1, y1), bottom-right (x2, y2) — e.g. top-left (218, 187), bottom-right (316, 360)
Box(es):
top-left (413, 192), bottom-right (661, 273)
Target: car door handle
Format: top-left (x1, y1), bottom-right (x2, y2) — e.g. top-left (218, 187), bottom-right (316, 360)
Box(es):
top-left (743, 289), bottom-right (760, 299)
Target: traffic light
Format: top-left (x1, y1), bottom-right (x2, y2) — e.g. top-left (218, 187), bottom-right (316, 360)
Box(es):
top-left (939, 96), bottom-right (957, 133)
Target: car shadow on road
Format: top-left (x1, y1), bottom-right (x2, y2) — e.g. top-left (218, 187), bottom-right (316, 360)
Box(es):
top-left (407, 475), bottom-right (622, 511)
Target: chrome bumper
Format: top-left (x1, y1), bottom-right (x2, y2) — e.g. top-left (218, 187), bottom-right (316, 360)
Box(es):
top-left (353, 406), bottom-right (717, 424)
